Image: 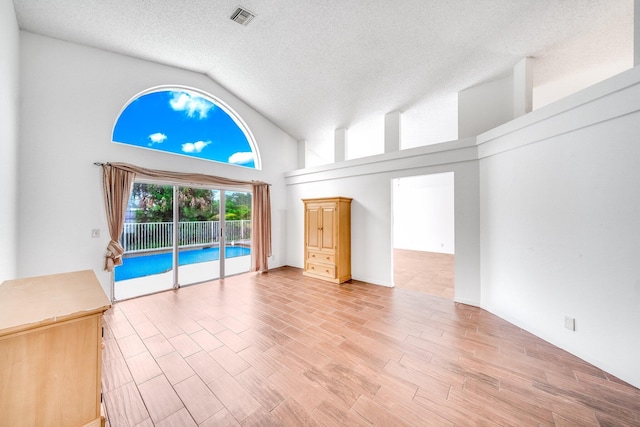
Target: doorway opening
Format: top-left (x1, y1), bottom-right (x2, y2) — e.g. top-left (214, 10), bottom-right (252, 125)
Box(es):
top-left (113, 181), bottom-right (252, 300)
top-left (392, 172), bottom-right (455, 298)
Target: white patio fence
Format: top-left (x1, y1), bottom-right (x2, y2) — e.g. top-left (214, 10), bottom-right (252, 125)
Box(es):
top-left (121, 220), bottom-right (251, 253)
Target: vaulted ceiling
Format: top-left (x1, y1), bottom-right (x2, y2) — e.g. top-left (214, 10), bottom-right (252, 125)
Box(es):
top-left (13, 1), bottom-right (634, 147)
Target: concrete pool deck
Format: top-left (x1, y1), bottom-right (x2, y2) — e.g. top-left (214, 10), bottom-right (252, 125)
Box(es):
top-left (113, 255), bottom-right (251, 300)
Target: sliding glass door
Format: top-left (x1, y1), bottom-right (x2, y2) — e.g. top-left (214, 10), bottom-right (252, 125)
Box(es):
top-left (114, 182), bottom-right (252, 300)
top-left (177, 187), bottom-right (221, 286)
top-left (223, 190), bottom-right (252, 277)
top-left (114, 183), bottom-right (175, 300)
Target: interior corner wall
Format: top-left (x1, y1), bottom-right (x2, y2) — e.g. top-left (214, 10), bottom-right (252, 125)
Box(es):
top-left (479, 67), bottom-right (640, 388)
top-left (18, 32), bottom-right (297, 297)
top-left (0, 0), bottom-right (20, 282)
top-left (458, 74), bottom-right (514, 139)
top-left (305, 137), bottom-right (334, 168)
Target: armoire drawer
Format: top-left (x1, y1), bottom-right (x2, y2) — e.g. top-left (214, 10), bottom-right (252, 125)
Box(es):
top-left (305, 262), bottom-right (336, 279)
top-left (307, 250), bottom-right (335, 265)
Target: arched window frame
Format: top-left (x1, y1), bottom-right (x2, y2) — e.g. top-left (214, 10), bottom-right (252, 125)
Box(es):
top-left (112, 85), bottom-right (261, 170)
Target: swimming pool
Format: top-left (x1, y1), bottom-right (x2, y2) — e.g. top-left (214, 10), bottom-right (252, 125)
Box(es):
top-left (115, 246), bottom-right (250, 281)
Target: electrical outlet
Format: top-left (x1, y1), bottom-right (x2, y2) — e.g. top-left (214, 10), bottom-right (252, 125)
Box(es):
top-left (564, 316), bottom-right (575, 331)
top-left (91, 229), bottom-right (100, 238)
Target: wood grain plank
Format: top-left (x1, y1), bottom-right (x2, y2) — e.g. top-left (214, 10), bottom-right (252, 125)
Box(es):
top-left (137, 374), bottom-right (184, 424)
top-left (116, 333), bottom-right (147, 358)
top-left (216, 329), bottom-right (251, 352)
top-left (200, 409), bottom-right (241, 427)
top-left (168, 333), bottom-right (201, 358)
top-left (272, 398), bottom-right (322, 427)
top-left (237, 345), bottom-right (284, 377)
top-left (102, 357), bottom-right (133, 392)
top-left (207, 373), bottom-right (261, 422)
top-left (156, 351), bottom-right (196, 385)
top-left (185, 350), bottom-right (226, 384)
top-left (154, 407), bottom-right (197, 427)
top-left (235, 367), bottom-right (285, 411)
top-left (174, 375), bottom-right (224, 423)
top-left (143, 334), bottom-right (175, 359)
top-left (268, 367), bottom-right (330, 413)
top-left (125, 351), bottom-right (162, 385)
top-left (239, 407), bottom-right (283, 427)
top-left (209, 345), bottom-right (250, 376)
top-left (352, 395), bottom-right (420, 427)
top-left (103, 382), bottom-right (149, 427)
top-left (190, 329), bottom-right (224, 352)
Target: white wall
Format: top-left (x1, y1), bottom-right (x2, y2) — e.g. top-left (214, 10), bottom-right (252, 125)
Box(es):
top-left (18, 32), bottom-right (297, 298)
top-left (402, 93), bottom-right (458, 149)
top-left (0, 0), bottom-right (19, 282)
top-left (393, 173), bottom-right (455, 254)
top-left (636, 0), bottom-right (640, 66)
top-left (458, 74), bottom-right (514, 138)
top-left (479, 67), bottom-right (640, 389)
top-left (285, 140), bottom-right (480, 305)
top-left (533, 65), bottom-right (633, 110)
top-left (346, 115), bottom-right (384, 161)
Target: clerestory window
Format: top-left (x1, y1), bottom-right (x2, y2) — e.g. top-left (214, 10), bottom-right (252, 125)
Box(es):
top-left (112, 87), bottom-right (259, 169)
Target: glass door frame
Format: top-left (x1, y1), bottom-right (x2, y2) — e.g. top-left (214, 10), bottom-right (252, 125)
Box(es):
top-left (114, 179), bottom-right (252, 300)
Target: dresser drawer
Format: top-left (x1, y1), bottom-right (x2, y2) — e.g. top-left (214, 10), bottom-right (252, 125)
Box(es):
top-left (305, 262), bottom-right (336, 279)
top-left (307, 250), bottom-right (335, 265)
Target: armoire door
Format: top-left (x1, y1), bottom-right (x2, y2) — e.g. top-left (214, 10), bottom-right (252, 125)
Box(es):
top-left (305, 205), bottom-right (322, 251)
top-left (320, 203), bottom-right (336, 251)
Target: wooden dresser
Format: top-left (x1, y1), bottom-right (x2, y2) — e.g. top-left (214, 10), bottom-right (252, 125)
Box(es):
top-left (302, 197), bottom-right (352, 283)
top-left (0, 270), bottom-right (111, 427)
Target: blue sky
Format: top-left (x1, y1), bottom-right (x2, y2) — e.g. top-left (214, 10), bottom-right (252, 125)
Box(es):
top-left (113, 90), bottom-right (256, 168)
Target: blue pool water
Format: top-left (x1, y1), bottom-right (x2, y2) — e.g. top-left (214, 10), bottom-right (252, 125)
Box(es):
top-left (115, 246), bottom-right (250, 281)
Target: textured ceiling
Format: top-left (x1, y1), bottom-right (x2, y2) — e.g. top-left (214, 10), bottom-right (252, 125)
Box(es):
top-left (13, 0), bottom-right (634, 146)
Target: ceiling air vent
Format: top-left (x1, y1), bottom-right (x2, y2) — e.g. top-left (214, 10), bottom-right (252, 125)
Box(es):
top-left (230, 7), bottom-right (255, 26)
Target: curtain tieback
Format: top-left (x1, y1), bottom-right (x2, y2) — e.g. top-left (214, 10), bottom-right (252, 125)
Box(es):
top-left (105, 240), bottom-right (125, 272)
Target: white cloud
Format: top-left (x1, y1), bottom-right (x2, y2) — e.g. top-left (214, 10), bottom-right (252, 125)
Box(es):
top-left (148, 132), bottom-right (167, 144)
top-left (228, 151), bottom-right (254, 165)
top-left (182, 140), bottom-right (211, 153)
top-left (169, 92), bottom-right (214, 119)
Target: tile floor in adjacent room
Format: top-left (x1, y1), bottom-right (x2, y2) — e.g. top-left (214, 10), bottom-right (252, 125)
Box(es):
top-left (393, 249), bottom-right (455, 299)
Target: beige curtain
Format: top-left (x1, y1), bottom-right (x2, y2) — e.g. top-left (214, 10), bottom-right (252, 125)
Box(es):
top-left (101, 164), bottom-right (136, 271)
top-left (107, 162), bottom-right (256, 188)
top-left (251, 183), bottom-right (272, 272)
top-left (101, 162), bottom-right (272, 273)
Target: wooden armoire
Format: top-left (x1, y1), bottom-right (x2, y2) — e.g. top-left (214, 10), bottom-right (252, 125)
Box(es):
top-left (302, 197), bottom-right (352, 283)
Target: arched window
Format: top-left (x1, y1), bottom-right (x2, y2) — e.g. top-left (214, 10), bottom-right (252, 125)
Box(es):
top-left (113, 87), bottom-right (260, 169)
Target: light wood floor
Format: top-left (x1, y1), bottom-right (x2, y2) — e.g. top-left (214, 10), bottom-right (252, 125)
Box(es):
top-left (102, 266), bottom-right (640, 426)
top-left (394, 249), bottom-right (454, 299)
